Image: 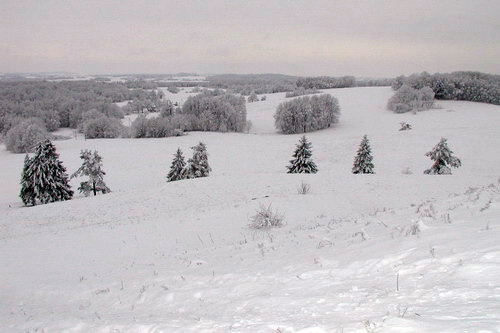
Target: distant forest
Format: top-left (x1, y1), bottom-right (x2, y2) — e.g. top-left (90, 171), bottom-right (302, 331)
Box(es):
top-left (391, 72), bottom-right (500, 105)
top-left (1, 71), bottom-right (497, 144)
top-left (0, 80), bottom-right (150, 134)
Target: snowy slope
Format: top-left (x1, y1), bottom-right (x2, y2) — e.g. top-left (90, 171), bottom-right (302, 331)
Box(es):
top-left (1, 87), bottom-right (499, 332)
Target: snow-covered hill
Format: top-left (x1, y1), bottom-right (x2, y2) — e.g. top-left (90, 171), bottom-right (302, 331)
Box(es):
top-left (1, 87), bottom-right (499, 332)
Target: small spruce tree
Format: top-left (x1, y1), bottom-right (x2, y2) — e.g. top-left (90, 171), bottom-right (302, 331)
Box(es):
top-left (71, 150), bottom-right (111, 196)
top-left (352, 135), bottom-right (374, 174)
top-left (167, 148), bottom-right (187, 182)
top-left (287, 135), bottom-right (318, 174)
top-left (20, 139), bottom-right (73, 205)
top-left (20, 154), bottom-right (36, 206)
top-left (424, 138), bottom-right (461, 175)
top-left (186, 142), bottom-right (211, 178)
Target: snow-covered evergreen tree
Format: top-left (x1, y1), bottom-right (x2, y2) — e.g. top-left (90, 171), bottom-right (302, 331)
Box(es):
top-left (71, 150), bottom-right (111, 196)
top-left (424, 138), bottom-right (462, 175)
top-left (186, 142), bottom-right (211, 178)
top-left (20, 139), bottom-right (73, 205)
top-left (167, 148), bottom-right (187, 182)
top-left (352, 135), bottom-right (374, 174)
top-left (287, 136), bottom-right (318, 174)
top-left (19, 154), bottom-right (36, 205)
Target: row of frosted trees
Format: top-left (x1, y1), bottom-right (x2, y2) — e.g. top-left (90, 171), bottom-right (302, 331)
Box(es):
top-left (19, 140), bottom-right (212, 206)
top-left (166, 143), bottom-right (211, 182)
top-left (286, 135), bottom-right (461, 175)
top-left (20, 136), bottom-right (461, 206)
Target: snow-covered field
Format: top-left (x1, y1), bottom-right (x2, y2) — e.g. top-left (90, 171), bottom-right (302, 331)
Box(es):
top-left (1, 87), bottom-right (499, 332)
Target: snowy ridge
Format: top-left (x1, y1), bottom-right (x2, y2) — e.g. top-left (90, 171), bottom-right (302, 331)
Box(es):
top-left (1, 86), bottom-right (499, 332)
top-left (1, 177), bottom-right (499, 332)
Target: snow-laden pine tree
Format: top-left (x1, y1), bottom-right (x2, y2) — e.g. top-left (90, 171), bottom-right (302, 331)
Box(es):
top-left (20, 139), bottom-right (73, 205)
top-left (167, 148), bottom-right (187, 182)
top-left (20, 154), bottom-right (36, 205)
top-left (71, 150), bottom-right (111, 196)
top-left (424, 138), bottom-right (462, 175)
top-left (186, 142), bottom-right (211, 178)
top-left (287, 136), bottom-right (318, 173)
top-left (352, 135), bottom-right (374, 174)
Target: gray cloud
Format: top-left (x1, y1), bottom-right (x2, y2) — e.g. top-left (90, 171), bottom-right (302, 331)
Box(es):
top-left (1, 0), bottom-right (499, 76)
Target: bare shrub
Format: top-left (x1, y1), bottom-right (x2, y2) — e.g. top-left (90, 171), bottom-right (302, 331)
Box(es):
top-left (441, 213), bottom-right (452, 224)
top-left (297, 181), bottom-right (311, 194)
top-left (245, 120), bottom-right (253, 133)
top-left (249, 205), bottom-right (284, 229)
top-left (405, 221), bottom-right (421, 237)
top-left (401, 167), bottom-right (413, 175)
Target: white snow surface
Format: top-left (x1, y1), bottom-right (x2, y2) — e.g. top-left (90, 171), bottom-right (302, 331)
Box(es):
top-left (1, 87), bottom-right (500, 332)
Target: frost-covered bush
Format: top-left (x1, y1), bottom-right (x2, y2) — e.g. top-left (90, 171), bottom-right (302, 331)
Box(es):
top-left (247, 92), bottom-right (259, 103)
top-left (419, 86), bottom-right (435, 109)
top-left (297, 181), bottom-right (311, 194)
top-left (182, 91), bottom-right (247, 132)
top-left (82, 112), bottom-right (124, 139)
top-left (130, 114), bottom-right (186, 138)
top-left (399, 122), bottom-right (412, 131)
top-left (274, 94), bottom-right (340, 134)
top-left (5, 119), bottom-right (50, 153)
top-left (159, 99), bottom-right (175, 117)
top-left (249, 205), bottom-right (284, 229)
top-left (387, 84), bottom-right (435, 113)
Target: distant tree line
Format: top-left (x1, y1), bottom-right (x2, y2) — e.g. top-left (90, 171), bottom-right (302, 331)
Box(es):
top-left (285, 87), bottom-right (320, 98)
top-left (391, 71), bottom-right (500, 105)
top-left (296, 76), bottom-right (393, 90)
top-left (0, 80), bottom-right (151, 139)
top-left (296, 76), bottom-right (357, 89)
top-left (206, 74), bottom-right (298, 95)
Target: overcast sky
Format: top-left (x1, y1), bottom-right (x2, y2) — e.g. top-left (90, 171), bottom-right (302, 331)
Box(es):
top-left (1, 0), bottom-right (499, 77)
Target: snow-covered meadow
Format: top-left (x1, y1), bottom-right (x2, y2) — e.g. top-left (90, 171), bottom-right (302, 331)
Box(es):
top-left (1, 87), bottom-right (500, 332)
